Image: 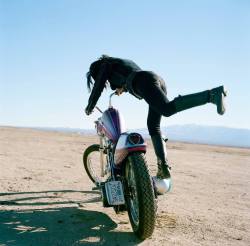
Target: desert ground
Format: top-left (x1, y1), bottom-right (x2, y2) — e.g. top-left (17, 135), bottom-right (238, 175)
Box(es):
top-left (0, 126), bottom-right (249, 246)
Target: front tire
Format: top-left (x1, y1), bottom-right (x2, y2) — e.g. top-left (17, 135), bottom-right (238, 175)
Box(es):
top-left (83, 144), bottom-right (106, 184)
top-left (125, 152), bottom-right (157, 239)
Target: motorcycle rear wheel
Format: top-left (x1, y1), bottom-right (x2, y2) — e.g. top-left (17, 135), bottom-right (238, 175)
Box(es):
top-left (125, 152), bottom-right (157, 239)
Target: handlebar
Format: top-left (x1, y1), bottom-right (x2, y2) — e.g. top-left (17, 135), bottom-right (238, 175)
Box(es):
top-left (95, 92), bottom-right (117, 114)
top-left (109, 92), bottom-right (117, 108)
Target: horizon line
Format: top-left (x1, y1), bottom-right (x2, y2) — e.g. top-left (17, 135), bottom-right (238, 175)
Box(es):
top-left (1, 124), bottom-right (250, 131)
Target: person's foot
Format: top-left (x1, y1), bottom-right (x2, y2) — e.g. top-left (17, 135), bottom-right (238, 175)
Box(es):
top-left (209, 86), bottom-right (227, 115)
top-left (157, 161), bottom-right (171, 179)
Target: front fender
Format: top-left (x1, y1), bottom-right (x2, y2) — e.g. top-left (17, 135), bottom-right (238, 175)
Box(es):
top-left (114, 132), bottom-right (147, 166)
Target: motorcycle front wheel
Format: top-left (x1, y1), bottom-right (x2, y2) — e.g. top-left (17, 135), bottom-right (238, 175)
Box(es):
top-left (83, 144), bottom-right (108, 184)
top-left (124, 152), bottom-right (157, 239)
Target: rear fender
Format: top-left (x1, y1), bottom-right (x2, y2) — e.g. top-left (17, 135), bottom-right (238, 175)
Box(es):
top-left (114, 132), bottom-right (146, 166)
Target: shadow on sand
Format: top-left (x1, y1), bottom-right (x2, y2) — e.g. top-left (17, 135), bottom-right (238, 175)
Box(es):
top-left (0, 190), bottom-right (102, 206)
top-left (0, 190), bottom-right (140, 246)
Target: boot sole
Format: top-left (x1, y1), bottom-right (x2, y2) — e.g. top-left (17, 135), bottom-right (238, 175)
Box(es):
top-left (215, 86), bottom-right (227, 115)
top-left (217, 85), bottom-right (227, 97)
top-left (219, 85), bottom-right (227, 97)
top-left (218, 93), bottom-right (226, 115)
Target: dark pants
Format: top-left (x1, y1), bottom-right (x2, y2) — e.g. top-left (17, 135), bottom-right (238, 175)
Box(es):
top-left (134, 71), bottom-right (209, 137)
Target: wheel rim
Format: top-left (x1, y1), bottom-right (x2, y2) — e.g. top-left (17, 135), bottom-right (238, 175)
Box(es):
top-left (126, 159), bottom-right (139, 226)
top-left (87, 151), bottom-right (107, 183)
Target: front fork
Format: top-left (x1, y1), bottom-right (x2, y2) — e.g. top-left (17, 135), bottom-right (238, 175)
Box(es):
top-left (99, 136), bottom-right (106, 177)
top-left (98, 136), bottom-right (125, 207)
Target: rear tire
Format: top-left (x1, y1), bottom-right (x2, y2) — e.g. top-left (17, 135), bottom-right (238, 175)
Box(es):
top-left (125, 152), bottom-right (157, 239)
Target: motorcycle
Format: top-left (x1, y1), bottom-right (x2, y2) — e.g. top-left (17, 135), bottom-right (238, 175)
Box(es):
top-left (83, 92), bottom-right (171, 239)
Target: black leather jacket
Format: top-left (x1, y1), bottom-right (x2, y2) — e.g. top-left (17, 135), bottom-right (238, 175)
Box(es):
top-left (86, 57), bottom-right (142, 113)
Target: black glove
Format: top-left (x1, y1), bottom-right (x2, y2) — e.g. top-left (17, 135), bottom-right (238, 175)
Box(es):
top-left (85, 106), bottom-right (93, 116)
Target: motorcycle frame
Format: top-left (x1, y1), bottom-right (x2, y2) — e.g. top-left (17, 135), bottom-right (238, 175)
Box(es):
top-left (94, 93), bottom-right (147, 183)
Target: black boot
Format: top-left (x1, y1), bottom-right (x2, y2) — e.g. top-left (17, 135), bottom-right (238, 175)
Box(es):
top-left (156, 159), bottom-right (171, 179)
top-left (209, 86), bottom-right (227, 115)
top-left (173, 86), bottom-right (227, 115)
top-left (151, 134), bottom-right (171, 179)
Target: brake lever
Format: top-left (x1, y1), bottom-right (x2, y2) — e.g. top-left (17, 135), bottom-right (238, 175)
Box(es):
top-left (95, 106), bottom-right (103, 114)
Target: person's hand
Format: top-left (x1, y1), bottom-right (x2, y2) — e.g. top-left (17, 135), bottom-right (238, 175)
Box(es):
top-left (116, 87), bottom-right (124, 96)
top-left (85, 107), bottom-right (93, 116)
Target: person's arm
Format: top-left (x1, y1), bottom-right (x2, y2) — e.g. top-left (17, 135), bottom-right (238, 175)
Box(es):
top-left (85, 63), bottom-right (108, 115)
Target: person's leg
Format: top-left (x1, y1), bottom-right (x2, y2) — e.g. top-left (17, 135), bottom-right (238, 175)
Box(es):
top-left (171, 86), bottom-right (226, 115)
top-left (135, 75), bottom-right (226, 116)
top-left (147, 106), bottom-right (171, 179)
top-left (135, 73), bottom-right (226, 179)
top-left (136, 76), bottom-right (176, 117)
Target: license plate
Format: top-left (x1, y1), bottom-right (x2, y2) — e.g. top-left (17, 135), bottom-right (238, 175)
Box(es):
top-left (105, 181), bottom-right (125, 205)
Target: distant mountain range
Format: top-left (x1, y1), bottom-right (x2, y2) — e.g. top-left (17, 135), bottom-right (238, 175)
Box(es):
top-left (135, 125), bottom-right (250, 148)
top-left (22, 124), bottom-right (250, 148)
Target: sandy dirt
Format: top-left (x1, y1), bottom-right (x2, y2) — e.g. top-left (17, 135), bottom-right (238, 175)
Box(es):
top-left (0, 126), bottom-right (249, 246)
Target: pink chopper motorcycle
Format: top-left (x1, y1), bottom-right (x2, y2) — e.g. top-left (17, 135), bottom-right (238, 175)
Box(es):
top-left (83, 92), bottom-right (172, 239)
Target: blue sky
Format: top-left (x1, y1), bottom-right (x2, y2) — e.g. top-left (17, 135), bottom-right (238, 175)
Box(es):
top-left (1, 0), bottom-right (249, 130)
